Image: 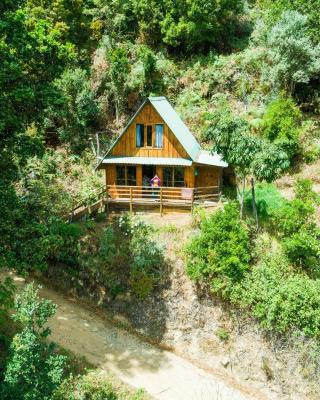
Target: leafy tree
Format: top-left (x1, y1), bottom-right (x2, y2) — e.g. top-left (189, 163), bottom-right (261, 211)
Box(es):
top-left (260, 96), bottom-right (302, 162)
top-left (106, 47), bottom-right (130, 122)
top-left (132, 0), bottom-right (245, 50)
top-left (186, 202), bottom-right (251, 296)
top-left (259, 0), bottom-right (320, 43)
top-left (51, 68), bottom-right (98, 153)
top-left (0, 1), bottom-right (75, 179)
top-left (205, 107), bottom-right (290, 224)
top-left (264, 11), bottom-right (320, 95)
top-left (1, 284), bottom-right (66, 400)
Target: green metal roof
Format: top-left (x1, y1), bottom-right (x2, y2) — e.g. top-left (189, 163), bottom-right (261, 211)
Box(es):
top-left (101, 156), bottom-right (192, 167)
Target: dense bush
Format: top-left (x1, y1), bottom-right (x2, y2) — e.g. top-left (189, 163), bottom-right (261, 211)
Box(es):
top-left (186, 202), bottom-right (251, 296)
top-left (270, 179), bottom-right (320, 272)
top-left (232, 252), bottom-right (320, 337)
top-left (82, 214), bottom-right (164, 299)
top-left (261, 96), bottom-right (302, 162)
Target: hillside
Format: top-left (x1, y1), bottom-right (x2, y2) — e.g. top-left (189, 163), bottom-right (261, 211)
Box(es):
top-left (1, 0), bottom-right (320, 399)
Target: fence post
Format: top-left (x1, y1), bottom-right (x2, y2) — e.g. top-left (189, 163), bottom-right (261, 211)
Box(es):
top-left (130, 187), bottom-right (133, 214)
top-left (160, 187), bottom-right (163, 216)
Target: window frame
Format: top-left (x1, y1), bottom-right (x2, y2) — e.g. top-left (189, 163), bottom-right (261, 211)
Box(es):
top-left (163, 167), bottom-right (185, 187)
top-left (116, 165), bottom-right (137, 186)
top-left (154, 123), bottom-right (164, 148)
top-left (136, 124), bottom-right (144, 148)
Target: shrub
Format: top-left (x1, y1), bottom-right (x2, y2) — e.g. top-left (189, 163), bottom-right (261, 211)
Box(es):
top-left (83, 214), bottom-right (163, 299)
top-left (54, 371), bottom-right (146, 400)
top-left (186, 203), bottom-right (251, 296)
top-left (261, 96), bottom-right (302, 162)
top-left (48, 222), bottom-right (83, 266)
top-left (232, 252), bottom-right (320, 337)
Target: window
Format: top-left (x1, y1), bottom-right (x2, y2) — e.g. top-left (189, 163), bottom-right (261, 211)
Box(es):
top-left (136, 124), bottom-right (144, 147)
top-left (163, 167), bottom-right (173, 187)
top-left (174, 167), bottom-right (184, 187)
top-left (127, 166), bottom-right (136, 186)
top-left (116, 166), bottom-right (136, 186)
top-left (163, 167), bottom-right (185, 187)
top-left (146, 125), bottom-right (152, 146)
top-left (116, 166), bottom-right (126, 185)
top-left (155, 124), bottom-right (163, 148)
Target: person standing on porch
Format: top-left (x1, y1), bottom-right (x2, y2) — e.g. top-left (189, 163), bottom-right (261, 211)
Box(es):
top-left (150, 174), bottom-right (161, 198)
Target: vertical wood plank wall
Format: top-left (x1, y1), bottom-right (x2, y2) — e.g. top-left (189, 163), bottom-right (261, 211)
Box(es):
top-left (111, 103), bottom-right (189, 159)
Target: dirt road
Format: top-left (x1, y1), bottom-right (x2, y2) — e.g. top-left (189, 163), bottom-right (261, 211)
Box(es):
top-left (10, 273), bottom-right (259, 400)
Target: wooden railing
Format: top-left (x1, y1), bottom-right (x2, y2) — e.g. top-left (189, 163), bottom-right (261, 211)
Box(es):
top-left (69, 185), bottom-right (221, 220)
top-left (106, 185), bottom-right (220, 215)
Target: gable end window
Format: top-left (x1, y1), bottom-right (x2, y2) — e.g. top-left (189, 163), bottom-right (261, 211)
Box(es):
top-left (155, 124), bottom-right (163, 148)
top-left (136, 124), bottom-right (144, 147)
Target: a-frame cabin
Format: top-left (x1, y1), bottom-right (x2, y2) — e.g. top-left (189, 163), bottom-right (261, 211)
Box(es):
top-left (97, 97), bottom-right (227, 212)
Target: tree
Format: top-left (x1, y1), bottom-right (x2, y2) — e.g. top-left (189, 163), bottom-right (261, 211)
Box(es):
top-left (265, 11), bottom-right (320, 95)
top-left (1, 284), bottom-right (66, 400)
top-left (205, 107), bottom-right (290, 226)
top-left (260, 0), bottom-right (320, 43)
top-left (106, 47), bottom-right (130, 122)
top-left (130, 0), bottom-right (245, 51)
top-left (51, 68), bottom-right (98, 154)
top-left (260, 95), bottom-right (302, 162)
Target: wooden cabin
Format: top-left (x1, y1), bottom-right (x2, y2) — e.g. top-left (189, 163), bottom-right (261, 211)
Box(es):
top-left (97, 97), bottom-right (227, 213)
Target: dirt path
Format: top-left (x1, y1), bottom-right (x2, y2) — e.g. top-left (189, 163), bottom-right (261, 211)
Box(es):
top-left (8, 273), bottom-right (259, 400)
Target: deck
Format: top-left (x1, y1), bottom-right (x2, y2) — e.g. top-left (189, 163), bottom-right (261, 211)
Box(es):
top-left (69, 185), bottom-right (220, 220)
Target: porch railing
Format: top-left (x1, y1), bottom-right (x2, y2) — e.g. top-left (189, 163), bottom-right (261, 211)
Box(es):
top-left (106, 185), bottom-right (220, 215)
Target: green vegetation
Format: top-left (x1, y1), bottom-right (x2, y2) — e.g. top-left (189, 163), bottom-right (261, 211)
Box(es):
top-left (187, 179), bottom-right (320, 339)
top-left (187, 203), bottom-right (251, 296)
top-left (0, 284), bottom-right (146, 400)
top-left (1, 0), bottom-right (320, 395)
top-left (80, 214), bottom-right (164, 299)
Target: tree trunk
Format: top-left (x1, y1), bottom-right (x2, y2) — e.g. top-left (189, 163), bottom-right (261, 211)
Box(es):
top-left (95, 132), bottom-right (100, 157)
top-left (251, 177), bottom-right (259, 230)
top-left (237, 177), bottom-right (246, 219)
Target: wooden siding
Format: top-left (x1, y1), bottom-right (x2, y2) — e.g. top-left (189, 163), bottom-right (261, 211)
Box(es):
top-left (195, 166), bottom-right (221, 189)
top-left (111, 103), bottom-right (189, 159)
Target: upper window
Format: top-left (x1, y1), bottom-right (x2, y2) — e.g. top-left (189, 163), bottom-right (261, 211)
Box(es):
top-left (136, 124), bottom-right (144, 147)
top-left (146, 125), bottom-right (153, 147)
top-left (154, 124), bottom-right (164, 148)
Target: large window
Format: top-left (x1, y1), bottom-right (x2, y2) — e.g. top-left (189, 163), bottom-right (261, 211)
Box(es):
top-left (116, 166), bottom-right (136, 186)
top-left (163, 167), bottom-right (185, 187)
top-left (136, 124), bottom-right (144, 147)
top-left (155, 124), bottom-right (163, 148)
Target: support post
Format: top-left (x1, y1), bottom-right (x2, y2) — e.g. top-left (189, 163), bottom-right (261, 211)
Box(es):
top-left (130, 187), bottom-right (133, 214)
top-left (191, 188), bottom-right (195, 214)
top-left (105, 186), bottom-right (109, 216)
top-left (160, 187), bottom-right (163, 216)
